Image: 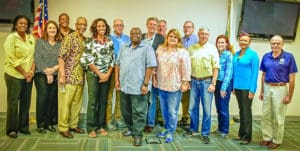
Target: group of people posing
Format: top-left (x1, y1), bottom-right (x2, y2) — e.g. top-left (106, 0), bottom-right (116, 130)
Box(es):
top-left (3, 13), bottom-right (297, 149)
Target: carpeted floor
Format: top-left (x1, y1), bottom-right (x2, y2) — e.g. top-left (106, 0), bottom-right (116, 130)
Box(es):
top-left (0, 114), bottom-right (299, 151)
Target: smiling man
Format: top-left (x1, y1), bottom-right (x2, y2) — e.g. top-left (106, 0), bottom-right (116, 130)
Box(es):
top-left (57, 17), bottom-right (87, 138)
top-left (115, 27), bottom-right (157, 147)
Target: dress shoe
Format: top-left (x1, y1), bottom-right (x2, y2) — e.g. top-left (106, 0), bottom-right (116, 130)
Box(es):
top-left (37, 128), bottom-right (46, 134)
top-left (268, 142), bottom-right (280, 149)
top-left (122, 130), bottom-right (132, 137)
top-left (260, 140), bottom-right (272, 146)
top-left (70, 127), bottom-right (85, 134)
top-left (133, 137), bottom-right (142, 146)
top-left (20, 130), bottom-right (31, 135)
top-left (59, 131), bottom-right (73, 138)
top-left (45, 126), bottom-right (56, 132)
top-left (7, 132), bottom-right (18, 138)
top-left (143, 126), bottom-right (153, 133)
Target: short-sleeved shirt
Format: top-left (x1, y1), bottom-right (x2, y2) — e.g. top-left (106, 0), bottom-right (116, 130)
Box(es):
top-left (260, 51), bottom-right (298, 83)
top-left (182, 34), bottom-right (198, 48)
top-left (156, 47), bottom-right (191, 92)
top-left (80, 37), bottom-right (115, 75)
top-left (111, 33), bottom-right (130, 58)
top-left (34, 39), bottom-right (61, 74)
top-left (116, 42), bottom-right (157, 95)
top-left (188, 43), bottom-right (219, 78)
top-left (4, 32), bottom-right (35, 79)
top-left (59, 32), bottom-right (85, 85)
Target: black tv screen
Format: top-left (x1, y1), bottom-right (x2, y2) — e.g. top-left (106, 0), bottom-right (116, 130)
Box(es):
top-left (0, 0), bottom-right (34, 24)
top-left (239, 0), bottom-right (300, 40)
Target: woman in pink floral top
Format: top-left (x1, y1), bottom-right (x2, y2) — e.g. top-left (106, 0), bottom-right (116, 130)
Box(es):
top-left (154, 29), bottom-right (191, 143)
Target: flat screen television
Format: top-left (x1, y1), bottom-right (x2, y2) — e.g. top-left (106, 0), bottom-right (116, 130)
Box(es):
top-left (238, 0), bottom-right (300, 40)
top-left (0, 0), bottom-right (34, 24)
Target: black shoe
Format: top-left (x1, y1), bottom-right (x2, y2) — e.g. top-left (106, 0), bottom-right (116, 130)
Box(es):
top-left (45, 126), bottom-right (56, 132)
top-left (7, 132), bottom-right (18, 138)
top-left (122, 130), bottom-right (132, 137)
top-left (37, 128), bottom-right (46, 134)
top-left (183, 130), bottom-right (199, 137)
top-left (20, 130), bottom-right (31, 135)
top-left (202, 136), bottom-right (210, 144)
top-left (133, 137), bottom-right (142, 146)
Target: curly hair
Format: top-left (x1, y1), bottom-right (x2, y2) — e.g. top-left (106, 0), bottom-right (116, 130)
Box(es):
top-left (90, 18), bottom-right (111, 37)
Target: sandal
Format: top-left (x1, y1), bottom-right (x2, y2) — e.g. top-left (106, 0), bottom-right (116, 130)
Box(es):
top-left (260, 140), bottom-right (272, 146)
top-left (268, 142), bottom-right (280, 149)
top-left (88, 131), bottom-right (97, 138)
top-left (97, 128), bottom-right (108, 136)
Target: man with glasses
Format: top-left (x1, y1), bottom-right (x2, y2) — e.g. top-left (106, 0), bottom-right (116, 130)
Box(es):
top-left (57, 17), bottom-right (87, 138)
top-left (106, 18), bottom-right (130, 131)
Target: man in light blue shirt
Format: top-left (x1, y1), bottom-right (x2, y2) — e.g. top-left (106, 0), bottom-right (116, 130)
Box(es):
top-left (106, 18), bottom-right (130, 131)
top-left (115, 27), bottom-right (157, 147)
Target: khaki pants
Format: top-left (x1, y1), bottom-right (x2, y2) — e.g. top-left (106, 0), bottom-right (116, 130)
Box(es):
top-left (261, 84), bottom-right (288, 144)
top-left (106, 71), bottom-right (122, 122)
top-left (181, 90), bottom-right (190, 118)
top-left (58, 84), bottom-right (83, 132)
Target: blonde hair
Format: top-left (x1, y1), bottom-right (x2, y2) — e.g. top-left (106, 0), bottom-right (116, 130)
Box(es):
top-left (161, 29), bottom-right (183, 49)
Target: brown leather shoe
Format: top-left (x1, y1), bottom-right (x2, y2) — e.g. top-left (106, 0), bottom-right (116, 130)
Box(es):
top-left (70, 127), bottom-right (85, 134)
top-left (268, 142), bottom-right (280, 149)
top-left (260, 140), bottom-right (272, 146)
top-left (59, 131), bottom-right (73, 138)
top-left (143, 126), bottom-right (153, 133)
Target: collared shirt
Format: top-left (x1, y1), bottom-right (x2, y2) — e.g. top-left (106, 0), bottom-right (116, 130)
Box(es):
top-left (80, 37), bottom-right (115, 75)
top-left (218, 50), bottom-right (233, 91)
top-left (156, 47), bottom-right (191, 92)
top-left (59, 32), bottom-right (85, 85)
top-left (188, 43), bottom-right (219, 78)
top-left (233, 47), bottom-right (259, 93)
top-left (111, 33), bottom-right (130, 58)
top-left (34, 39), bottom-right (61, 74)
top-left (4, 32), bottom-right (35, 79)
top-left (143, 33), bottom-right (156, 46)
top-left (182, 34), bottom-right (198, 48)
top-left (116, 42), bottom-right (157, 95)
top-left (260, 50), bottom-right (298, 83)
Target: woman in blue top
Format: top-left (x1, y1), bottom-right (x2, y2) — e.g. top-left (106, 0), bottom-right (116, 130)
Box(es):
top-left (232, 32), bottom-right (259, 145)
top-left (213, 35), bottom-right (233, 139)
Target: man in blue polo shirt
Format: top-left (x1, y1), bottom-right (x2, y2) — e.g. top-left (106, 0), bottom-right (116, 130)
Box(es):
top-left (259, 35), bottom-right (298, 149)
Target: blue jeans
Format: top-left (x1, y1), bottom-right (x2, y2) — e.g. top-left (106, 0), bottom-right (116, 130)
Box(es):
top-left (214, 80), bottom-right (232, 135)
top-left (146, 86), bottom-right (159, 126)
top-left (158, 89), bottom-right (182, 135)
top-left (188, 78), bottom-right (213, 136)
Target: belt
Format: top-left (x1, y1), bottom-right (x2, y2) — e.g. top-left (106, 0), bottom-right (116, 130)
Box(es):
top-left (266, 82), bottom-right (287, 86)
top-left (191, 76), bottom-right (212, 80)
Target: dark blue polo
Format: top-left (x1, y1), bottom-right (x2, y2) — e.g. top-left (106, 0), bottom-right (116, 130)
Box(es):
top-left (260, 50), bottom-right (298, 83)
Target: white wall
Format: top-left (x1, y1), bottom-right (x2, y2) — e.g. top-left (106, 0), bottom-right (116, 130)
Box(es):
top-left (0, 0), bottom-right (299, 116)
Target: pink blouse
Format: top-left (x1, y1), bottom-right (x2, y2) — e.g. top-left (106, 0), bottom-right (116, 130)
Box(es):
top-left (156, 47), bottom-right (191, 92)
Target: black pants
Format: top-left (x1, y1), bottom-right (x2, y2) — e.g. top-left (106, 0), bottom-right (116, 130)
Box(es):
top-left (34, 73), bottom-right (58, 128)
top-left (5, 73), bottom-right (33, 135)
top-left (235, 89), bottom-right (253, 141)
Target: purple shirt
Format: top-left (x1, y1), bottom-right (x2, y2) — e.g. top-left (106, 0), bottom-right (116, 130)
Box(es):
top-left (260, 50), bottom-right (298, 83)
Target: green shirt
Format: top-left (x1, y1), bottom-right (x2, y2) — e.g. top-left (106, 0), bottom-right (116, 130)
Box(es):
top-left (4, 32), bottom-right (35, 79)
top-left (188, 43), bottom-right (219, 78)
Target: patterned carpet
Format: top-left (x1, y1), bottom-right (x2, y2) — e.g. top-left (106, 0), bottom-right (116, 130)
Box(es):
top-left (0, 114), bottom-right (300, 151)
